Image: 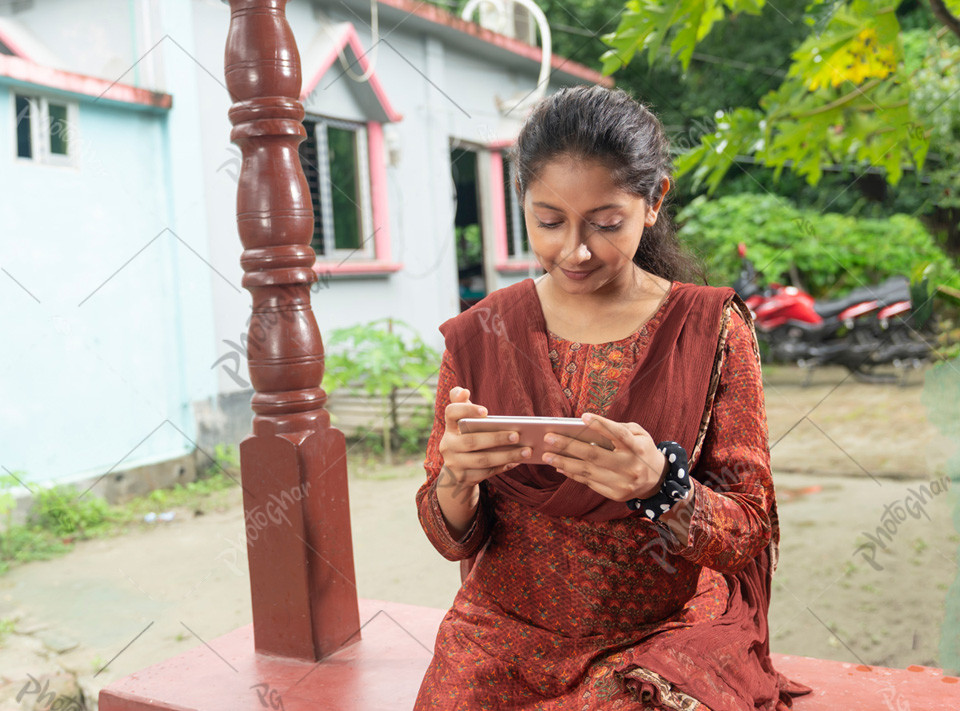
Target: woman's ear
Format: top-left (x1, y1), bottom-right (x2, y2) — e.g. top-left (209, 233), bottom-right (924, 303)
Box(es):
top-left (644, 177), bottom-right (671, 226)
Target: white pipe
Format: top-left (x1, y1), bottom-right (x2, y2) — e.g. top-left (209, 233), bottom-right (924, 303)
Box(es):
top-left (461, 0), bottom-right (551, 104)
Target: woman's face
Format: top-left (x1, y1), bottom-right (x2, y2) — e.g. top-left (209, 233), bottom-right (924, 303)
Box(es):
top-left (523, 155), bottom-right (665, 295)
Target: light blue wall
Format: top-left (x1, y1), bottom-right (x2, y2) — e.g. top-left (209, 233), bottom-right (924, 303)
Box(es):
top-left (1, 0), bottom-right (589, 487)
top-left (0, 23), bottom-right (218, 487)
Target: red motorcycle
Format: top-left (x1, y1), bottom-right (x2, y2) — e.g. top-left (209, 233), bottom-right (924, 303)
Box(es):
top-left (732, 244), bottom-right (931, 383)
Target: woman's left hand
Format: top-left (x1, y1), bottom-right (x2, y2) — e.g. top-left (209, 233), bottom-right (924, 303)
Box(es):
top-left (541, 412), bottom-right (668, 502)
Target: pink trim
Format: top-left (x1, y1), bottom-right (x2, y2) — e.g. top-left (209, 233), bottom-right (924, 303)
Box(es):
top-left (313, 262), bottom-right (402, 275)
top-left (878, 301), bottom-right (911, 319)
top-left (839, 300), bottom-right (879, 320)
top-left (490, 151), bottom-right (509, 264)
top-left (301, 25), bottom-right (402, 123)
top-left (487, 138), bottom-right (515, 150)
top-left (0, 54), bottom-right (171, 109)
top-left (366, 121), bottom-right (391, 262)
top-left (0, 26), bottom-right (32, 61)
top-left (497, 260), bottom-right (542, 273)
top-left (377, 0), bottom-right (612, 87)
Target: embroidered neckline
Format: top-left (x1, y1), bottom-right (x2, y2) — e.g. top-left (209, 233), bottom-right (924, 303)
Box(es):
top-left (546, 280), bottom-right (678, 347)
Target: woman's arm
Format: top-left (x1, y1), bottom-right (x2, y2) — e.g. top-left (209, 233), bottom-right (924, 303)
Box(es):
top-left (415, 350), bottom-right (493, 561)
top-left (655, 302), bottom-right (775, 574)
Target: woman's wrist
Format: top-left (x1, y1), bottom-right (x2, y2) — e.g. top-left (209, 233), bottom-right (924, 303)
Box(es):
top-left (633, 454), bottom-right (670, 499)
top-left (627, 442), bottom-right (691, 520)
top-left (435, 475), bottom-right (480, 538)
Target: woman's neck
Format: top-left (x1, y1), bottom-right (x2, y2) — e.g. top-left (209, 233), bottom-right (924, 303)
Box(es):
top-left (535, 266), bottom-right (672, 344)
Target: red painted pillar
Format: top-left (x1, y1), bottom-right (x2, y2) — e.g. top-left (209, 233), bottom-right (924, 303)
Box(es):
top-left (224, 0), bottom-right (360, 660)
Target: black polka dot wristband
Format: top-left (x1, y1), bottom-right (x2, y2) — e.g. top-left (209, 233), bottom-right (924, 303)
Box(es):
top-left (626, 441), bottom-right (691, 520)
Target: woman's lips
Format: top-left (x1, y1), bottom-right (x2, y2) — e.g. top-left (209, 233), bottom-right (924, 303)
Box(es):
top-left (561, 268), bottom-right (597, 281)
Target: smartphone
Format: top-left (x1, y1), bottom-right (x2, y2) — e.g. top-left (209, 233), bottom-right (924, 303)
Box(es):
top-left (457, 416), bottom-right (615, 464)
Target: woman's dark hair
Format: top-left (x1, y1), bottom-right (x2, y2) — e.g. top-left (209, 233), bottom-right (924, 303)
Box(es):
top-left (511, 85), bottom-right (706, 284)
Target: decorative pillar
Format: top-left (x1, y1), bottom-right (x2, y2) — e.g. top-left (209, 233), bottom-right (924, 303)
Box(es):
top-left (224, 0), bottom-right (360, 660)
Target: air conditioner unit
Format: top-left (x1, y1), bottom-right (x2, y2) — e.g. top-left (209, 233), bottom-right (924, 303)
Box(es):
top-left (478, 0), bottom-right (538, 45)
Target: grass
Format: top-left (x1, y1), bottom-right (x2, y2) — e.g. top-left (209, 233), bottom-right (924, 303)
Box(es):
top-left (0, 617), bottom-right (15, 645)
top-left (0, 447), bottom-right (241, 576)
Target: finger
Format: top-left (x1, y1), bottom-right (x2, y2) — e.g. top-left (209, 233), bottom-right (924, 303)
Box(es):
top-left (445, 400), bottom-right (487, 431)
top-left (581, 413), bottom-right (636, 451)
top-left (458, 430), bottom-right (522, 453)
top-left (460, 447), bottom-right (532, 470)
top-left (541, 450), bottom-right (604, 479)
top-left (542, 432), bottom-right (611, 465)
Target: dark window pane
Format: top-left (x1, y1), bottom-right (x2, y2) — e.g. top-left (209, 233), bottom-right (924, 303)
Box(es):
top-left (15, 95), bottom-right (32, 159)
top-left (298, 120), bottom-right (325, 255)
top-left (327, 126), bottom-right (362, 251)
top-left (503, 155), bottom-right (528, 257)
top-left (48, 103), bottom-right (68, 155)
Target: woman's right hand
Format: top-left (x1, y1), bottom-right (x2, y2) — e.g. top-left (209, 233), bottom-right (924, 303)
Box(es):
top-left (437, 386), bottom-right (531, 513)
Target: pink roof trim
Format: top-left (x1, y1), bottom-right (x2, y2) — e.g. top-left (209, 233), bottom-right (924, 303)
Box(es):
top-left (300, 25), bottom-right (402, 123)
top-left (377, 0), bottom-right (613, 87)
top-left (0, 54), bottom-right (172, 110)
top-left (0, 24), bottom-right (31, 61)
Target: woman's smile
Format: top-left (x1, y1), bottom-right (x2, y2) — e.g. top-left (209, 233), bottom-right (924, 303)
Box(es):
top-left (560, 267), bottom-right (598, 281)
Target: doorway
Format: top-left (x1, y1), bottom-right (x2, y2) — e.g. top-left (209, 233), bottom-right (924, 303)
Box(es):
top-left (450, 146), bottom-right (486, 312)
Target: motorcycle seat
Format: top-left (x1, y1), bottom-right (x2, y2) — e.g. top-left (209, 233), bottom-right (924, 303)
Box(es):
top-left (813, 276), bottom-right (911, 319)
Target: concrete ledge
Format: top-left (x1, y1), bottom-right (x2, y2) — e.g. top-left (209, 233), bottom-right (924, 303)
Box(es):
top-left (98, 599), bottom-right (960, 710)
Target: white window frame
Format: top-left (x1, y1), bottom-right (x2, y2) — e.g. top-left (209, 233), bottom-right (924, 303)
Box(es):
top-left (503, 153), bottom-right (530, 260)
top-left (310, 116), bottom-right (374, 260)
top-left (13, 93), bottom-right (78, 167)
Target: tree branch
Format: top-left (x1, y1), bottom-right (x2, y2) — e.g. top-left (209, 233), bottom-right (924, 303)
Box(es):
top-left (929, 0), bottom-right (960, 40)
top-left (792, 78), bottom-right (884, 118)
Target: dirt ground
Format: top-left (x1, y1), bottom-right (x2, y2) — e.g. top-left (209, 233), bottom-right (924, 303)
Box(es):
top-left (0, 363), bottom-right (958, 708)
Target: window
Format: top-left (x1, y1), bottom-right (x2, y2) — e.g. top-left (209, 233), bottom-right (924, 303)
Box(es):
top-left (502, 154), bottom-right (530, 259)
top-left (14, 94), bottom-right (76, 165)
top-left (299, 117), bottom-right (374, 259)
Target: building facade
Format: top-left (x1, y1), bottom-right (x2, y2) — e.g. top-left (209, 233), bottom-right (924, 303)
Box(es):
top-left (0, 0), bottom-right (608, 490)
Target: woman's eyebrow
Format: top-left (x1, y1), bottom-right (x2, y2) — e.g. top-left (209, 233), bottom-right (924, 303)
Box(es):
top-left (531, 202), bottom-right (624, 213)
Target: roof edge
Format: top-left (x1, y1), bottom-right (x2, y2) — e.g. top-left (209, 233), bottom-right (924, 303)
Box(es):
top-left (376, 0), bottom-right (613, 87)
top-left (0, 54), bottom-right (172, 111)
top-left (301, 24), bottom-right (403, 122)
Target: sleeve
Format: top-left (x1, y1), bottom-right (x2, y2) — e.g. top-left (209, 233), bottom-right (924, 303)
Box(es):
top-left (415, 348), bottom-right (493, 562)
top-left (657, 302), bottom-right (775, 574)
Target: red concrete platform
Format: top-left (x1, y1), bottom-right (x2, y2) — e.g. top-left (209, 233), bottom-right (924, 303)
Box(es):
top-left (100, 598), bottom-right (960, 710)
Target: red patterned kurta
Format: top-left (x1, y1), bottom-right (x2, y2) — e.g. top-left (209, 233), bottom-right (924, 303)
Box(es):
top-left (415, 282), bottom-right (778, 710)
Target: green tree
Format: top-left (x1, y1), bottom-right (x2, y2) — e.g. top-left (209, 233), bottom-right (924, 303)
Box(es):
top-left (602, 0), bottom-right (960, 222)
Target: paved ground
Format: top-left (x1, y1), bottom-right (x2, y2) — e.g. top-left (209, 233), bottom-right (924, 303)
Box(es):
top-left (0, 363), bottom-right (958, 708)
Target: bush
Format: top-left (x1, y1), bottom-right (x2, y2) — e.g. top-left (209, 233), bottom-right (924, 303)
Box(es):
top-left (324, 319), bottom-right (440, 462)
top-left (29, 485), bottom-right (117, 538)
top-left (677, 193), bottom-right (960, 298)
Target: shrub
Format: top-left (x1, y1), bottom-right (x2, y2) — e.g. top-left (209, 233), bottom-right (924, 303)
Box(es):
top-left (323, 319), bottom-right (440, 461)
top-left (677, 193), bottom-right (960, 298)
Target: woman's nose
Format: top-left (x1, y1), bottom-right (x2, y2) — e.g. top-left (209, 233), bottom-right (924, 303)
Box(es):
top-left (566, 240), bottom-right (591, 264)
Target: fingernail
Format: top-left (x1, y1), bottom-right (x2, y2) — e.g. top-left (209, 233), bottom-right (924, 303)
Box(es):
top-left (544, 435), bottom-right (556, 445)
top-left (509, 432), bottom-right (519, 442)
top-left (479, 407), bottom-right (488, 416)
top-left (542, 453), bottom-right (553, 463)
top-left (521, 448), bottom-right (532, 458)
top-left (582, 413), bottom-right (593, 422)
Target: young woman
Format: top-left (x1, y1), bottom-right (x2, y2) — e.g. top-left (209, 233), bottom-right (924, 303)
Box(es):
top-left (414, 86), bottom-right (811, 710)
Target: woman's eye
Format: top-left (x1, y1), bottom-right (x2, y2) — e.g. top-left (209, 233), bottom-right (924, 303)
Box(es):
top-left (592, 223), bottom-right (622, 232)
top-left (536, 220), bottom-right (562, 229)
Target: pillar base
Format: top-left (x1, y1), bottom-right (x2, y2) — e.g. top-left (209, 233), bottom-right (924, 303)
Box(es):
top-left (98, 599), bottom-right (444, 711)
